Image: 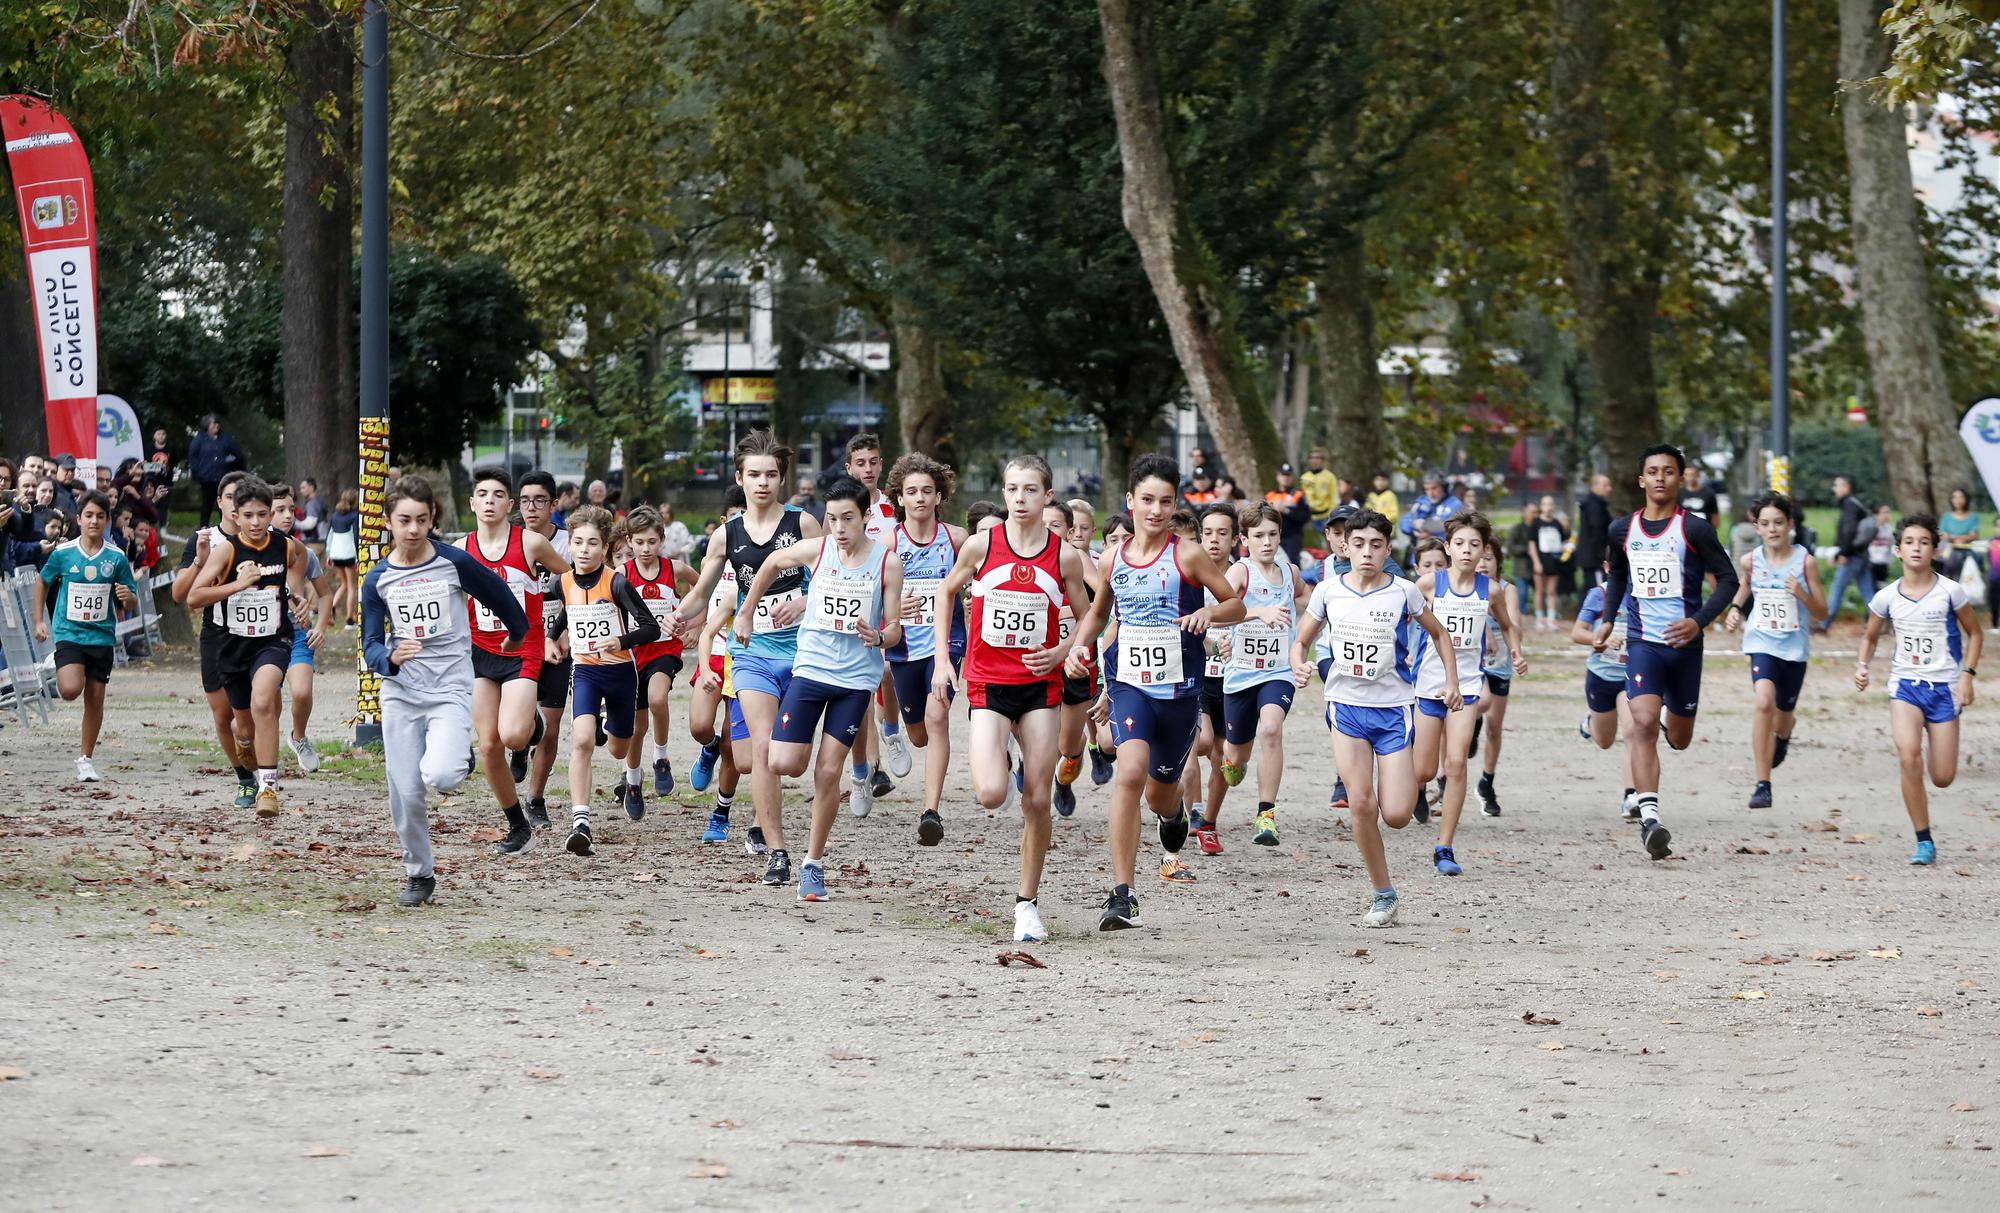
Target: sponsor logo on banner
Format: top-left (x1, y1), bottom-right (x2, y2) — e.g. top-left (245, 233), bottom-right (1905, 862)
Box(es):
top-left (1959, 398), bottom-right (2000, 511)
top-left (4, 131), bottom-right (75, 153)
top-left (30, 246), bottom-right (97, 397)
top-left (29, 193), bottom-right (78, 231)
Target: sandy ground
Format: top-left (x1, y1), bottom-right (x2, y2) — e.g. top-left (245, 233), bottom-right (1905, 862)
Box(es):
top-left (2, 627), bottom-right (1998, 1211)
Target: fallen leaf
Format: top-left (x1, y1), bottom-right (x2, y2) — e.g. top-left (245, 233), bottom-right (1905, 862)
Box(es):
top-left (1741, 955), bottom-right (1791, 966)
top-left (1538, 1041), bottom-right (1568, 1051)
top-left (629, 871), bottom-right (659, 883)
top-left (1346, 948), bottom-right (1369, 958)
top-left (1732, 991), bottom-right (1770, 1000)
top-left (333, 896), bottom-right (375, 914)
top-left (995, 950), bottom-right (1046, 969)
top-left (1654, 970), bottom-right (1681, 980)
top-left (829, 1050), bottom-right (873, 1061)
top-left (1663, 1167), bottom-right (1689, 1176)
top-left (1950, 1101), bottom-right (1978, 1113)
top-left (689, 1161), bottom-right (730, 1179)
top-left (1433, 1171), bottom-right (1480, 1182)
top-left (146, 922), bottom-right (180, 935)
top-left (302, 1145), bottom-right (345, 1158)
top-left (527, 1069), bottom-right (561, 1080)
top-left (1805, 820), bottom-right (1840, 833)
top-left (227, 843), bottom-right (258, 862)
top-left (546, 947), bottom-right (574, 958)
top-left (1521, 1011), bottom-right (1561, 1026)
top-left (468, 827), bottom-right (505, 844)
top-left (709, 1119), bottom-right (740, 1129)
top-left (1867, 948), bottom-right (1901, 960)
top-left (1916, 1006), bottom-right (1943, 1018)
top-left (0, 1066), bottom-right (25, 1081)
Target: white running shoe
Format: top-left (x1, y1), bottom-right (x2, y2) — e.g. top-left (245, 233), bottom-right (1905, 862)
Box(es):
top-left (883, 729), bottom-right (913, 779)
top-left (1361, 889), bottom-right (1400, 928)
top-left (850, 770), bottom-right (874, 819)
top-left (1013, 899), bottom-right (1047, 942)
top-left (291, 736), bottom-right (321, 773)
top-left (74, 755), bottom-right (100, 783)
top-left (1002, 758), bottom-right (1019, 814)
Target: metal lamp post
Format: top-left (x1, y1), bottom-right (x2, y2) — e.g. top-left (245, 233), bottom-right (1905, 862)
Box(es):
top-left (717, 266), bottom-right (740, 454)
top-left (1768, 0), bottom-right (1790, 494)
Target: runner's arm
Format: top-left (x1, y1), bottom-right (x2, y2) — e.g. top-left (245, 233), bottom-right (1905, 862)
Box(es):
top-left (524, 531), bottom-right (570, 582)
top-left (1797, 554), bottom-right (1828, 620)
top-left (1064, 547), bottom-right (1119, 654)
top-left (1687, 516), bottom-right (1739, 628)
top-left (675, 541), bottom-right (729, 627)
top-left (1490, 577), bottom-right (1526, 670)
top-left (440, 544), bottom-right (530, 648)
top-left (1597, 517), bottom-right (1633, 635)
top-left (609, 573), bottom-right (662, 651)
top-left (360, 568), bottom-right (399, 676)
top-left (733, 538), bottom-right (816, 640)
top-left (1181, 548), bottom-right (1245, 630)
top-left (184, 541), bottom-right (247, 609)
top-left (873, 557), bottom-right (904, 650)
top-left (932, 532), bottom-right (988, 646)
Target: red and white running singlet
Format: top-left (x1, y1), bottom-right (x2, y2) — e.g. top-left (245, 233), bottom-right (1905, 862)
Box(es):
top-left (462, 525), bottom-right (542, 676)
top-left (966, 524), bottom-right (1066, 687)
top-left (623, 557), bottom-right (685, 667)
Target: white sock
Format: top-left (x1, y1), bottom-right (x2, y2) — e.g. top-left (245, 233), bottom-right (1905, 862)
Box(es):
top-left (803, 855), bottom-right (823, 870)
top-left (573, 803), bottom-right (591, 824)
top-left (624, 766), bottom-right (641, 787)
top-left (1637, 793), bottom-right (1660, 824)
top-left (654, 741), bottom-right (670, 762)
top-left (1191, 801), bottom-right (1205, 821)
top-left (256, 767), bottom-right (277, 792)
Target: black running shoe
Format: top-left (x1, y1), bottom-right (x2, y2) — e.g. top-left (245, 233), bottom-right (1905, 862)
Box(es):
top-left (1089, 747), bottom-right (1115, 787)
top-left (595, 722), bottom-right (608, 749)
top-left (1478, 777), bottom-right (1501, 817)
top-left (1772, 733), bottom-right (1790, 769)
top-left (566, 820), bottom-right (594, 856)
top-left (1468, 715), bottom-right (1483, 760)
top-left (508, 746), bottom-right (529, 784)
top-left (1413, 795), bottom-right (1431, 825)
top-left (398, 874), bottom-right (436, 907)
top-left (1159, 805), bottom-right (1191, 853)
top-left (525, 797), bottom-right (551, 830)
top-left (917, 808), bottom-right (945, 846)
top-left (1641, 819), bottom-right (1673, 860)
top-left (1052, 780), bottom-right (1077, 818)
top-left (1098, 885), bottom-right (1141, 931)
top-left (870, 766), bottom-right (893, 798)
top-left (492, 822), bottom-right (535, 856)
top-left (745, 826), bottom-right (768, 857)
top-left (622, 780), bottom-right (645, 821)
top-left (762, 848), bottom-right (791, 886)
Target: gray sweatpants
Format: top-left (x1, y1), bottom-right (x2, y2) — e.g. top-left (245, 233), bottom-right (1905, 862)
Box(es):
top-left (383, 687), bottom-right (474, 878)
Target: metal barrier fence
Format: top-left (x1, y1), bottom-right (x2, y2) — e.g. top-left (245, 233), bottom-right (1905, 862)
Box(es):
top-left (0, 565), bottom-right (172, 727)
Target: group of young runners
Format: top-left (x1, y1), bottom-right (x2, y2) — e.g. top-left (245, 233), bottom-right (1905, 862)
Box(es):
top-left (37, 436), bottom-right (1980, 925)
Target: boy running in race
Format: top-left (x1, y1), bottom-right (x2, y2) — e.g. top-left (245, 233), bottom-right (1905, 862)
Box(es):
top-left (1409, 513), bottom-right (1525, 876)
top-left (1218, 503), bottom-right (1309, 850)
top-left (1469, 547), bottom-right (1525, 817)
top-left (270, 483), bottom-right (334, 772)
top-left (844, 435), bottom-right (909, 805)
top-left (1185, 505), bottom-right (1237, 851)
top-left (1054, 500), bottom-right (1117, 795)
top-left (514, 471), bottom-right (572, 832)
top-left (172, 471), bottom-right (260, 808)
top-left (1292, 509), bottom-right (1459, 928)
top-left (1855, 515), bottom-right (1982, 866)
top-left (460, 467), bottom-right (568, 855)
top-left (360, 477), bottom-right (530, 906)
top-left (932, 456), bottom-right (1096, 941)
top-left (548, 506), bottom-right (661, 853)
top-left (1316, 504), bottom-right (1408, 813)
top-left (1064, 455), bottom-right (1244, 930)
top-left (1408, 538), bottom-right (1449, 822)
top-left (673, 431), bottom-right (821, 887)
top-left (33, 491), bottom-right (139, 783)
top-left (185, 477), bottom-right (313, 818)
top-left (735, 478), bottom-right (904, 901)
top-left (885, 454), bottom-right (967, 846)
top-left (1573, 562), bottom-right (1641, 820)
top-left (691, 490), bottom-right (747, 844)
top-left (618, 506), bottom-right (696, 810)
top-left (1722, 491), bottom-right (1825, 809)
top-left (1593, 444), bottom-right (1739, 860)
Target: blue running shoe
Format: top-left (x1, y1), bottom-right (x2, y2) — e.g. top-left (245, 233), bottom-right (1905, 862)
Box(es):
top-left (798, 861), bottom-right (830, 902)
top-left (1433, 846), bottom-right (1462, 877)
top-left (1052, 781), bottom-right (1076, 818)
top-left (1188, 806), bottom-right (1208, 833)
top-left (1331, 778), bottom-right (1348, 809)
top-left (1911, 839), bottom-right (1937, 866)
top-left (622, 780), bottom-right (645, 821)
top-left (653, 757), bottom-right (674, 796)
top-left (1090, 747), bottom-right (1115, 787)
top-left (701, 810), bottom-right (730, 843)
top-left (1014, 762), bottom-right (1025, 792)
top-left (690, 741), bottom-right (719, 792)
top-left (1748, 780), bottom-right (1772, 809)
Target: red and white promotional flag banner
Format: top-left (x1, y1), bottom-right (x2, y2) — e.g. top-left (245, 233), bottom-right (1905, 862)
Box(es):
top-left (2, 95), bottom-right (100, 473)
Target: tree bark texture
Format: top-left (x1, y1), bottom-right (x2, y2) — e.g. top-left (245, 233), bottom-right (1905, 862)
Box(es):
top-left (1269, 334), bottom-right (1310, 466)
top-left (1097, 0), bottom-right (1284, 491)
top-left (893, 295), bottom-right (954, 471)
top-left (281, 4), bottom-right (357, 500)
top-left (1314, 235), bottom-right (1388, 491)
top-left (1839, 0), bottom-right (1974, 515)
top-left (0, 265), bottom-right (48, 458)
top-left (1550, 0), bottom-right (1665, 514)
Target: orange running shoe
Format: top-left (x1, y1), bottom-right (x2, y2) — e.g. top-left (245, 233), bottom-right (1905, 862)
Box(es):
top-left (1056, 753), bottom-right (1083, 786)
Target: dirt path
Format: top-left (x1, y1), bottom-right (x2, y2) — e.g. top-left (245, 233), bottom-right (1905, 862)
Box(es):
top-left (2, 631), bottom-right (1997, 1210)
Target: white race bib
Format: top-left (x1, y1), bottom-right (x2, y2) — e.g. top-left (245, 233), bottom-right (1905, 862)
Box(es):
top-left (1604, 617), bottom-right (1628, 665)
top-left (387, 579), bottom-right (454, 641)
top-left (903, 577), bottom-right (942, 628)
top-left (1751, 589), bottom-right (1799, 634)
top-left (643, 592), bottom-right (679, 629)
top-left (1232, 623), bottom-right (1286, 672)
top-left (1628, 549), bottom-right (1678, 600)
top-left (1118, 623), bottom-right (1185, 687)
top-left (751, 586), bottom-right (804, 634)
top-left (66, 580), bottom-right (111, 624)
top-left (1331, 621), bottom-right (1395, 681)
top-left (1538, 527), bottom-right (1563, 555)
top-left (810, 581), bottom-right (871, 633)
top-left (475, 584), bottom-right (528, 633)
top-left (1433, 596), bottom-right (1487, 650)
top-left (1897, 621), bottom-right (1954, 676)
top-left (541, 597), bottom-right (563, 632)
top-left (981, 587), bottom-right (1048, 649)
top-left (1204, 625), bottom-right (1227, 679)
top-left (568, 601), bottom-right (621, 656)
top-left (226, 587), bottom-right (281, 638)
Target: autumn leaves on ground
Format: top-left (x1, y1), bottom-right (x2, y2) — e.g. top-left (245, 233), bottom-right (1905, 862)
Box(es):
top-left (2, 636), bottom-right (1996, 1210)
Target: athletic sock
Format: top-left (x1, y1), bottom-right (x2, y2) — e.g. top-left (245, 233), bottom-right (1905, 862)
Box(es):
top-left (1623, 786), bottom-right (1636, 800)
top-left (1259, 801), bottom-right (1275, 815)
top-left (1191, 800), bottom-right (1205, 822)
top-left (714, 791), bottom-right (733, 815)
top-left (233, 764), bottom-right (253, 784)
top-left (654, 741), bottom-right (670, 762)
top-left (503, 802), bottom-right (528, 829)
top-left (852, 757), bottom-right (869, 780)
top-left (1016, 894), bottom-right (1036, 904)
top-left (256, 767), bottom-right (277, 792)
top-left (1479, 771), bottom-right (1495, 790)
top-left (1916, 828), bottom-right (1933, 843)
top-left (882, 719), bottom-right (899, 737)
top-left (1636, 793), bottom-right (1660, 825)
top-left (623, 766), bottom-right (641, 787)
top-left (701, 738), bottom-right (720, 757)
top-left (573, 803), bottom-right (591, 825)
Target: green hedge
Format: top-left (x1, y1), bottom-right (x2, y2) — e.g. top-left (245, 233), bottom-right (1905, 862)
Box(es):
top-left (1788, 421), bottom-right (1888, 508)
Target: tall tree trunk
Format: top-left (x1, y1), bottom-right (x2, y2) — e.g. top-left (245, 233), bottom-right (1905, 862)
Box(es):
top-left (893, 295), bottom-right (954, 469)
top-left (1097, 0), bottom-right (1284, 491)
top-left (1839, 0), bottom-right (1974, 515)
top-left (1314, 235), bottom-right (1387, 491)
top-left (1269, 334), bottom-right (1310, 463)
top-left (0, 268), bottom-right (47, 458)
top-left (281, 4), bottom-right (357, 499)
top-left (1551, 0), bottom-right (1664, 514)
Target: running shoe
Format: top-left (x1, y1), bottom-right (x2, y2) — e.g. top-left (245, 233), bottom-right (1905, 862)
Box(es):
top-left (493, 822), bottom-right (536, 856)
top-left (1772, 733), bottom-right (1791, 769)
top-left (1910, 839), bottom-right (1937, 866)
top-left (595, 722), bottom-right (608, 749)
top-left (74, 755), bottom-right (100, 783)
top-left (1098, 885), bottom-right (1141, 931)
top-left (762, 848), bottom-right (791, 886)
top-left (508, 745), bottom-right (529, 784)
top-left (1196, 826), bottom-right (1223, 855)
top-left (1468, 716), bottom-right (1483, 759)
top-left (255, 788), bottom-right (281, 819)
top-left (871, 766), bottom-right (893, 799)
top-left (798, 861), bottom-right (829, 902)
top-left (1159, 805), bottom-right (1191, 854)
top-left (1330, 778), bottom-right (1348, 809)
top-left (398, 875), bottom-right (436, 907)
top-left (690, 741), bottom-right (719, 791)
top-left (1748, 780), bottom-right (1772, 809)
top-left (1002, 760), bottom-right (1020, 814)
top-left (1413, 795), bottom-right (1431, 825)
top-left (746, 826), bottom-right (769, 856)
top-left (1188, 805), bottom-right (1207, 833)
top-left (1641, 818), bottom-right (1673, 860)
top-left (653, 757), bottom-right (674, 796)
top-left (1221, 761), bottom-right (1245, 787)
top-left (1158, 855), bottom-right (1198, 883)
top-left (1478, 777), bottom-right (1501, 818)
top-left (1089, 746), bottom-right (1115, 786)
top-left (291, 736), bottom-right (321, 774)
top-left (1013, 899), bottom-right (1047, 942)
top-left (526, 797), bottom-right (551, 830)
top-left (234, 780), bottom-right (257, 811)
top-left (622, 780), bottom-right (646, 822)
top-left (1252, 810), bottom-right (1279, 847)
top-left (566, 820), bottom-right (594, 856)
top-left (1056, 753), bottom-right (1083, 786)
top-left (850, 770), bottom-right (874, 820)
top-left (1052, 781), bottom-right (1077, 818)
top-left (1620, 793), bottom-right (1640, 822)
top-left (1433, 846), bottom-right (1462, 877)
top-left (1577, 717), bottom-right (1593, 741)
top-left (917, 808), bottom-right (945, 846)
top-left (700, 810), bottom-right (730, 844)
top-left (884, 730), bottom-right (914, 779)
top-left (1361, 888), bottom-right (1399, 928)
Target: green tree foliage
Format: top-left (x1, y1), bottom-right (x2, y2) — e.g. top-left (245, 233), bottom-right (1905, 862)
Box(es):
top-left (385, 249), bottom-right (537, 469)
